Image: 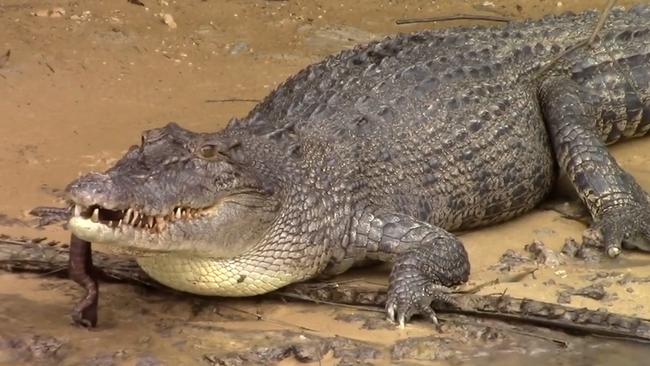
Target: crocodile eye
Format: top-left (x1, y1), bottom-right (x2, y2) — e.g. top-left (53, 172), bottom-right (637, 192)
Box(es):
top-left (198, 144), bottom-right (220, 160)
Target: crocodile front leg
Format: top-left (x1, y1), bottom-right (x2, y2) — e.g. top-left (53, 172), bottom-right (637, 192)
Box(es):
top-left (351, 208), bottom-right (470, 327)
top-left (540, 76), bottom-right (650, 256)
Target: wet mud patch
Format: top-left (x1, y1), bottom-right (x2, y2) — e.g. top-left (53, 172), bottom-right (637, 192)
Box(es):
top-left (201, 330), bottom-right (380, 366)
top-left (0, 214), bottom-right (29, 227)
top-left (0, 332), bottom-right (69, 366)
top-left (1, 0), bottom-right (650, 365)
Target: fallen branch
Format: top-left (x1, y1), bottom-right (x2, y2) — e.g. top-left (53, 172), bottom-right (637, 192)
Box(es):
top-left (283, 282), bottom-right (650, 343)
top-left (1, 236), bottom-right (650, 342)
top-left (0, 235), bottom-right (155, 286)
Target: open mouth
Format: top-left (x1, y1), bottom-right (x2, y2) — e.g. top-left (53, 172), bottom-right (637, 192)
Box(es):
top-left (72, 204), bottom-right (209, 233)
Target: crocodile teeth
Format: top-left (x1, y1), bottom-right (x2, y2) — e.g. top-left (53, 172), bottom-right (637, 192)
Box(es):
top-left (81, 203), bottom-right (209, 232)
top-left (155, 216), bottom-right (166, 232)
top-left (124, 208), bottom-right (133, 224)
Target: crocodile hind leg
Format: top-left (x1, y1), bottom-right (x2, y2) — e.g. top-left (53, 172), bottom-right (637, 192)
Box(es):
top-left (350, 209), bottom-right (470, 326)
top-left (540, 76), bottom-right (650, 256)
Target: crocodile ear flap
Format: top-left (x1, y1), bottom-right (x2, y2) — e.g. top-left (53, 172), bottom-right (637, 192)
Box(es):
top-left (220, 140), bottom-right (244, 163)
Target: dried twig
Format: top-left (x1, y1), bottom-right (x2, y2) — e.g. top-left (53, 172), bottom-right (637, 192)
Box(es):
top-left (205, 98), bottom-right (260, 103)
top-left (533, 0), bottom-right (617, 79)
top-left (588, 0), bottom-right (618, 45)
top-left (275, 291), bottom-right (383, 314)
top-left (459, 267), bottom-right (538, 294)
top-left (0, 50), bottom-right (10, 68)
top-left (216, 303), bottom-right (319, 332)
top-left (44, 61), bottom-right (55, 73)
top-left (396, 14), bottom-right (510, 25)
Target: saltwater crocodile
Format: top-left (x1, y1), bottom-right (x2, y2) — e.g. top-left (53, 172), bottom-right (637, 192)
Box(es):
top-left (65, 6), bottom-right (650, 326)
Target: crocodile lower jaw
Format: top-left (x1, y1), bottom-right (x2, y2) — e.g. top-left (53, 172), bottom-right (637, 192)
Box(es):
top-left (67, 203), bottom-right (219, 246)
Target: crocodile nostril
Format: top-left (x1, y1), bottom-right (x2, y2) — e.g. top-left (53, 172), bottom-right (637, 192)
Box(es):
top-left (65, 172), bottom-right (120, 208)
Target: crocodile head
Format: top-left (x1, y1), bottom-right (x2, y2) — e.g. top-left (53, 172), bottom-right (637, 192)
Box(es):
top-left (66, 122), bottom-right (278, 258)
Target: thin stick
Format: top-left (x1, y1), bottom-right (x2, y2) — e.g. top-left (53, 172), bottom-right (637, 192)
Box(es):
top-left (534, 0), bottom-right (617, 79)
top-left (275, 291), bottom-right (384, 313)
top-left (588, 0), bottom-right (618, 45)
top-left (0, 50), bottom-right (10, 68)
top-left (216, 303), bottom-right (319, 332)
top-left (396, 14), bottom-right (510, 25)
top-left (458, 267), bottom-right (537, 294)
top-left (205, 98), bottom-right (260, 103)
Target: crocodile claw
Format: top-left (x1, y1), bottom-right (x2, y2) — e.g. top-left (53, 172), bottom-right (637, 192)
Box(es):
top-left (587, 205), bottom-right (650, 256)
top-left (385, 272), bottom-right (452, 327)
top-left (607, 246), bottom-right (621, 258)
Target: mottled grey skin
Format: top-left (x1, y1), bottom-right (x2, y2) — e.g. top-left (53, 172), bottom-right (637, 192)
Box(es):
top-left (66, 6), bottom-right (650, 325)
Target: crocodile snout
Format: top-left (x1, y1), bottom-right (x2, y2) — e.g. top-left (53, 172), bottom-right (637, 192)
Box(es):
top-left (66, 172), bottom-right (125, 210)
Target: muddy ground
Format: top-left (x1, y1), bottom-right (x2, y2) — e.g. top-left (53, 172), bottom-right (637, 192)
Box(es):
top-left (1, 0), bottom-right (650, 365)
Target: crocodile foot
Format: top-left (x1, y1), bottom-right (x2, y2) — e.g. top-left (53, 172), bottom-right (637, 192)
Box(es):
top-left (385, 270), bottom-right (456, 328)
top-left (588, 205), bottom-right (650, 257)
